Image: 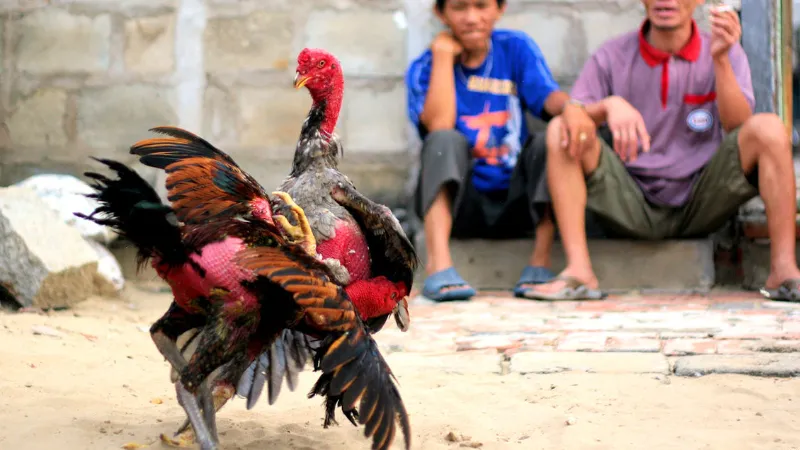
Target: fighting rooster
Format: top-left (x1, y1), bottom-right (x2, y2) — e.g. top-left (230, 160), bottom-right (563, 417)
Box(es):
top-left (75, 156), bottom-right (411, 450)
top-left (281, 47), bottom-right (418, 332)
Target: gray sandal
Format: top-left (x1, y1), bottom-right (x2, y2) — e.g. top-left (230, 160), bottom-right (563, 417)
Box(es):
top-left (759, 278), bottom-right (800, 302)
top-left (523, 275), bottom-right (607, 301)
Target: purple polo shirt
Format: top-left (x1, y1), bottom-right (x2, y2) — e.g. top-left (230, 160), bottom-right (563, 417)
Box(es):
top-left (571, 19), bottom-right (755, 207)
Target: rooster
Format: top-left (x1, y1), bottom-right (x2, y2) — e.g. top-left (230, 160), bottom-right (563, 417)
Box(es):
top-left (76, 156), bottom-right (411, 450)
top-left (281, 47), bottom-right (418, 332)
top-left (128, 47), bottom-right (419, 444)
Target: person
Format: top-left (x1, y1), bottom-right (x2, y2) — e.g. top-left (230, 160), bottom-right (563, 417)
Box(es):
top-left (526, 1), bottom-right (800, 301)
top-left (405, 0), bottom-right (595, 301)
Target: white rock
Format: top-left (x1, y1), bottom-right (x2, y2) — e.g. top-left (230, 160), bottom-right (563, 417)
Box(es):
top-left (14, 173), bottom-right (118, 245)
top-left (0, 186), bottom-right (100, 309)
top-left (86, 239), bottom-right (125, 294)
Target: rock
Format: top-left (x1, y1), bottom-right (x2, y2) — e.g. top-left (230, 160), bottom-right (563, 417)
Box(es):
top-left (86, 239), bottom-right (125, 296)
top-left (14, 173), bottom-right (118, 244)
top-left (0, 186), bottom-right (100, 309)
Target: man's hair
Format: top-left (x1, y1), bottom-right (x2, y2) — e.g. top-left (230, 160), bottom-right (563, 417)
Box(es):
top-left (435, 0), bottom-right (506, 11)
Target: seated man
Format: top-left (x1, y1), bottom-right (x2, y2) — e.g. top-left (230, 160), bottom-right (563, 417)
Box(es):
top-left (528, 2), bottom-right (800, 301)
top-left (406, 0), bottom-right (594, 301)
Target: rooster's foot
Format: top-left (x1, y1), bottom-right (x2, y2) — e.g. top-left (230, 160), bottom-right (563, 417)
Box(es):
top-left (271, 191), bottom-right (317, 257)
top-left (173, 383), bottom-right (235, 439)
top-left (174, 381), bottom-right (218, 450)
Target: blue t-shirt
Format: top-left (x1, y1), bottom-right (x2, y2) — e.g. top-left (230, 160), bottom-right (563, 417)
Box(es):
top-left (406, 29), bottom-right (559, 192)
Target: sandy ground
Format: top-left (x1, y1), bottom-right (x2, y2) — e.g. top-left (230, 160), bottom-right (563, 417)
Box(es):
top-left (1, 284), bottom-right (799, 450)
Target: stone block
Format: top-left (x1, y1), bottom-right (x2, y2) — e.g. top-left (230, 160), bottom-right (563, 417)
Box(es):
top-left (303, 10), bottom-right (406, 77)
top-left (342, 82), bottom-right (406, 153)
top-left (0, 186), bottom-right (100, 309)
top-left (237, 85), bottom-right (313, 148)
top-left (581, 8), bottom-right (645, 55)
top-left (7, 88), bottom-right (68, 147)
top-left (673, 354), bottom-right (800, 377)
top-left (496, 12), bottom-right (580, 78)
top-left (413, 236), bottom-right (716, 293)
top-left (13, 8), bottom-right (111, 74)
top-left (124, 14), bottom-right (175, 74)
top-left (204, 11), bottom-right (292, 72)
top-left (77, 85), bottom-right (177, 152)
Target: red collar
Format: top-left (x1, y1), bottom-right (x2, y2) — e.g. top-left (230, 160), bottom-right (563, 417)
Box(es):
top-left (638, 19), bottom-right (701, 67)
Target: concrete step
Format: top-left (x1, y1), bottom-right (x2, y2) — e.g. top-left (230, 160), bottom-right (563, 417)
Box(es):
top-left (412, 234), bottom-right (715, 294)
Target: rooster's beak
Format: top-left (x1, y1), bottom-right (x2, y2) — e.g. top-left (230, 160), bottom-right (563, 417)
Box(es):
top-left (293, 72), bottom-right (310, 89)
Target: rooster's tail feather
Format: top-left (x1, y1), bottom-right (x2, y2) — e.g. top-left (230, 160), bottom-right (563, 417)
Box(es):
top-left (75, 157), bottom-right (188, 268)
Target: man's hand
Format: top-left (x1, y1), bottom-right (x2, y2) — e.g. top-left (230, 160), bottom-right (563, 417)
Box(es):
top-left (603, 96), bottom-right (650, 162)
top-left (560, 102), bottom-right (597, 159)
top-left (709, 8), bottom-right (741, 61)
top-left (431, 31), bottom-right (463, 58)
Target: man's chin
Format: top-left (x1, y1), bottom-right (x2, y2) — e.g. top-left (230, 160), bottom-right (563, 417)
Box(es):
top-left (459, 35), bottom-right (490, 52)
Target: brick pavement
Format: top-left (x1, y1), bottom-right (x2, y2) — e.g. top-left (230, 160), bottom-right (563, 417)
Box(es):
top-left (377, 291), bottom-right (800, 360)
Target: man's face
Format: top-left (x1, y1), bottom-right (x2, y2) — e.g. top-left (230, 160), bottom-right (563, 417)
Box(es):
top-left (641, 0), bottom-right (703, 31)
top-left (436, 0), bottom-right (505, 52)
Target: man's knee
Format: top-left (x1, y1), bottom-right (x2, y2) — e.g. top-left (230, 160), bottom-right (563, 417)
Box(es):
top-left (739, 113), bottom-right (791, 159)
top-left (544, 116), bottom-right (601, 173)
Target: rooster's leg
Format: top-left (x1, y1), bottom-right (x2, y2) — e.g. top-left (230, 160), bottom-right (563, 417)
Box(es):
top-left (175, 381), bottom-right (218, 450)
top-left (271, 191), bottom-right (317, 257)
top-left (170, 383), bottom-right (235, 443)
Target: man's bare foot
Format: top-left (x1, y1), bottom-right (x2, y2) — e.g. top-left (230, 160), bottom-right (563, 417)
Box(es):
top-left (521, 269), bottom-right (604, 301)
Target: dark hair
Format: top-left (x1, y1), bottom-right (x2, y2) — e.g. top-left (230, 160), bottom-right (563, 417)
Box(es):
top-left (435, 0), bottom-right (505, 11)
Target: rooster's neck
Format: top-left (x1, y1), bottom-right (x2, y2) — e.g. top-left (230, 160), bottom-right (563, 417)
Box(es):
top-left (292, 89), bottom-right (344, 175)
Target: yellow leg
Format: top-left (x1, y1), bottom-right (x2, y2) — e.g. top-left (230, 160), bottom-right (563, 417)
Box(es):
top-left (270, 191), bottom-right (317, 257)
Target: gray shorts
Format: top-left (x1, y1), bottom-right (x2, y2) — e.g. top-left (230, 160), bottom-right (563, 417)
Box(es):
top-left (412, 129), bottom-right (550, 239)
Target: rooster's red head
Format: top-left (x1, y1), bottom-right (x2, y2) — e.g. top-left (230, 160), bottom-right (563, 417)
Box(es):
top-left (294, 48), bottom-right (344, 98)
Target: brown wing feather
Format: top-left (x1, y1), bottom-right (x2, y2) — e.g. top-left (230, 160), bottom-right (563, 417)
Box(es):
top-left (130, 126), bottom-right (271, 228)
top-left (234, 246), bottom-right (411, 450)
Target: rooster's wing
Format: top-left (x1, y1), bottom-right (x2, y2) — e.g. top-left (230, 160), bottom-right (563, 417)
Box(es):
top-left (234, 243), bottom-right (411, 450)
top-left (130, 126), bottom-right (272, 233)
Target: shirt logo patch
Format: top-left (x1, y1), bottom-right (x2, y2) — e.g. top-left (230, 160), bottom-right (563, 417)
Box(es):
top-left (686, 109), bottom-right (713, 132)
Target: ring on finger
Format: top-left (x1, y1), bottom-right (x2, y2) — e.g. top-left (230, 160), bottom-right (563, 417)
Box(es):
top-left (579, 132), bottom-right (588, 142)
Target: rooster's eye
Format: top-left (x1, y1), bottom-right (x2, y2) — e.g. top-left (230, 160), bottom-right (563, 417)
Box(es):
top-left (318, 60), bottom-right (325, 68)
top-left (391, 292), bottom-right (397, 299)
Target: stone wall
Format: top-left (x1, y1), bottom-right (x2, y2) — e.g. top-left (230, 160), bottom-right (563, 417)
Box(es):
top-left (0, 0), bottom-right (719, 207)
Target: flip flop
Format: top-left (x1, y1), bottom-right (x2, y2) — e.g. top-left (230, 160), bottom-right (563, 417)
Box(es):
top-left (513, 265), bottom-right (555, 298)
top-left (759, 278), bottom-right (800, 302)
top-left (422, 267), bottom-right (477, 302)
top-left (522, 275), bottom-right (607, 301)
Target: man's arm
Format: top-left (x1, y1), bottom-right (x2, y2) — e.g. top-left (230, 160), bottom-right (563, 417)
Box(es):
top-left (416, 33), bottom-right (463, 132)
top-left (569, 53), bottom-right (613, 125)
top-left (714, 44), bottom-right (755, 132)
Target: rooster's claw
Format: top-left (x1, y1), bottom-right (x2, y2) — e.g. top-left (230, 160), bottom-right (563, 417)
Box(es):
top-left (270, 191), bottom-right (317, 257)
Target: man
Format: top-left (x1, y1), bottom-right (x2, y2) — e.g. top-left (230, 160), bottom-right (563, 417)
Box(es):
top-left (528, 1), bottom-right (800, 301)
top-left (406, 0), bottom-right (595, 301)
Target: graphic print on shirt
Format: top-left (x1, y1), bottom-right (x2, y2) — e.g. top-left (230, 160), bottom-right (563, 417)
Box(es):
top-left (461, 101), bottom-right (510, 165)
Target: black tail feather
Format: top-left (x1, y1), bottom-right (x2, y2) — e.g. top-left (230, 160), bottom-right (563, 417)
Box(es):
top-left (308, 331), bottom-right (411, 450)
top-left (74, 157), bottom-right (188, 268)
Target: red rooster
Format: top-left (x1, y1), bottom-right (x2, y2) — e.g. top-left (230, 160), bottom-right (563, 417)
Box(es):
top-left (281, 47), bottom-right (418, 332)
top-left (128, 47), bottom-right (419, 444)
top-left (76, 156), bottom-right (411, 450)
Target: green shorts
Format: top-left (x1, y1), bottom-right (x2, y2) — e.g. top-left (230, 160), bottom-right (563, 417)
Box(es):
top-left (586, 128), bottom-right (759, 240)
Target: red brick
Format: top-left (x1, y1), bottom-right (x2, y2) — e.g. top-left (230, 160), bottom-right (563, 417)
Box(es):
top-left (455, 334), bottom-right (524, 352)
top-left (752, 340), bottom-right (800, 352)
top-left (605, 334), bottom-right (662, 352)
top-left (714, 325), bottom-right (785, 340)
top-left (662, 339), bottom-right (717, 356)
top-left (519, 333), bottom-right (560, 352)
top-left (556, 332), bottom-right (607, 352)
top-left (716, 339), bottom-right (757, 354)
top-left (783, 321), bottom-right (800, 334)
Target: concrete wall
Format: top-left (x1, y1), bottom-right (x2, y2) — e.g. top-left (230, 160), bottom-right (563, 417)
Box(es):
top-left (0, 0), bottom-right (719, 207)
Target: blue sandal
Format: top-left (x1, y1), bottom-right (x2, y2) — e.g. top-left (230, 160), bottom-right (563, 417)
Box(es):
top-left (422, 267), bottom-right (477, 302)
top-left (513, 265), bottom-right (556, 298)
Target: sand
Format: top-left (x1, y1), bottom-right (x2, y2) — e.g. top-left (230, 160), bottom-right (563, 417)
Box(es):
top-left (1, 284), bottom-right (799, 450)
